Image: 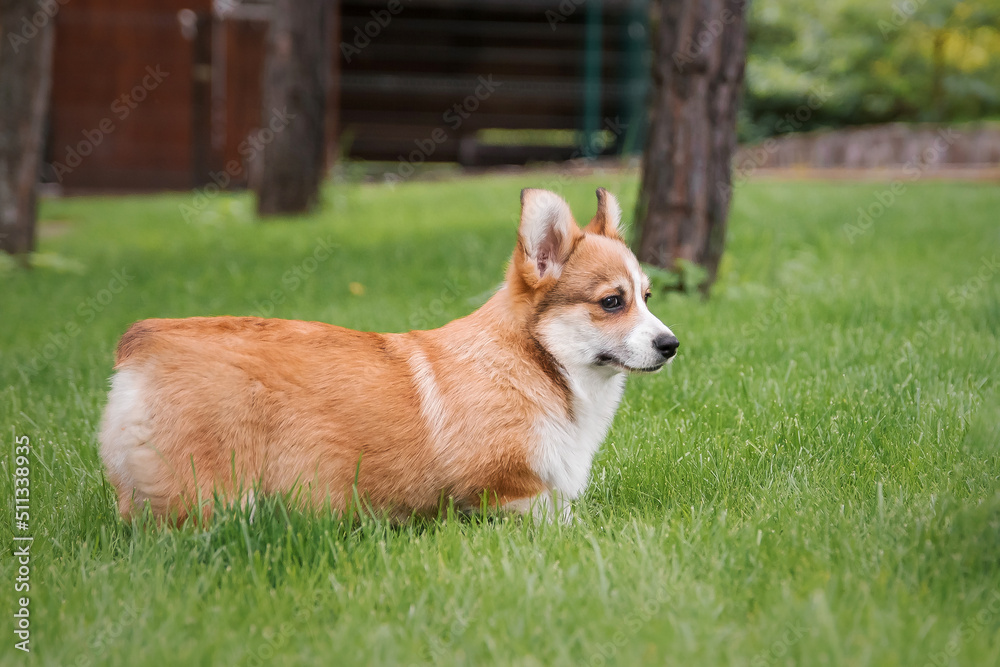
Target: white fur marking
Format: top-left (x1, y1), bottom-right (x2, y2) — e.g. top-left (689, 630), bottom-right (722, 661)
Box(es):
top-left (625, 257), bottom-right (675, 368)
top-left (406, 348), bottom-right (449, 451)
top-left (528, 244), bottom-right (674, 502)
top-left (98, 368), bottom-right (153, 489)
top-left (521, 190), bottom-right (574, 279)
top-left (503, 490), bottom-right (574, 524)
top-left (241, 489), bottom-right (258, 523)
top-left (532, 353), bottom-right (627, 500)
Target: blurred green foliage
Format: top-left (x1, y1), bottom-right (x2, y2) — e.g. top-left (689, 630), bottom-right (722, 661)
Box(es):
top-left (741, 0), bottom-right (1000, 140)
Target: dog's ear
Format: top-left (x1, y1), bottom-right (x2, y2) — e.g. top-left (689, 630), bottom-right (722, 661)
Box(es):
top-left (584, 188), bottom-right (622, 240)
top-left (514, 188), bottom-right (581, 287)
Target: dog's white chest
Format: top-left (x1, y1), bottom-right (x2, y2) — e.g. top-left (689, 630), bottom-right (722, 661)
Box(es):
top-left (532, 371), bottom-right (626, 499)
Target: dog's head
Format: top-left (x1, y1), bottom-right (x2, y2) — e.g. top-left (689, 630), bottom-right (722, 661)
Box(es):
top-left (508, 188), bottom-right (678, 374)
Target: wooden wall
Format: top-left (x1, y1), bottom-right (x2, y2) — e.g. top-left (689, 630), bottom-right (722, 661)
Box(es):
top-left (45, 0), bottom-right (649, 190)
top-left (338, 0), bottom-right (648, 166)
top-left (48, 0), bottom-right (210, 189)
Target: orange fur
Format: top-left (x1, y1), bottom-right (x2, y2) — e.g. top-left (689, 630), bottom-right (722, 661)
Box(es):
top-left (98, 188), bottom-right (677, 523)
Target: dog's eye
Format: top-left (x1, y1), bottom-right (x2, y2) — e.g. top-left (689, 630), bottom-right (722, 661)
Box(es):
top-left (643, 291), bottom-right (651, 303)
top-left (600, 295), bottom-right (623, 311)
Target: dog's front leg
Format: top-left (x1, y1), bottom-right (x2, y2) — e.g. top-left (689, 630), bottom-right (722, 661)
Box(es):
top-left (503, 490), bottom-right (574, 524)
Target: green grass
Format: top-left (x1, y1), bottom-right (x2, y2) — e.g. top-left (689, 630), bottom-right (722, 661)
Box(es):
top-left (2, 173), bottom-right (999, 666)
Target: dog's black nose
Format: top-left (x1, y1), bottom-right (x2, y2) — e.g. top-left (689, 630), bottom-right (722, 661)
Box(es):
top-left (653, 334), bottom-right (679, 359)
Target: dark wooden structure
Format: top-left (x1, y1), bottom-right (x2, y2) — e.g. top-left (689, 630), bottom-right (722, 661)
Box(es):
top-left (45, 0), bottom-right (650, 190)
top-left (48, 0), bottom-right (208, 189)
top-left (338, 0), bottom-right (649, 167)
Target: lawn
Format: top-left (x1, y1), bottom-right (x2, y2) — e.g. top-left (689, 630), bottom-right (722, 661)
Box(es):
top-left (1, 172), bottom-right (998, 666)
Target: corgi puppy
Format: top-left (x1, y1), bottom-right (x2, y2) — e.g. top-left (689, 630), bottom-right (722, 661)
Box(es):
top-left (99, 188), bottom-right (678, 523)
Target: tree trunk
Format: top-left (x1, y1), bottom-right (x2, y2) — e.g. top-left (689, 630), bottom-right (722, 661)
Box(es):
top-left (633, 0), bottom-right (747, 293)
top-left (255, 0), bottom-right (330, 216)
top-left (0, 0), bottom-right (55, 257)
